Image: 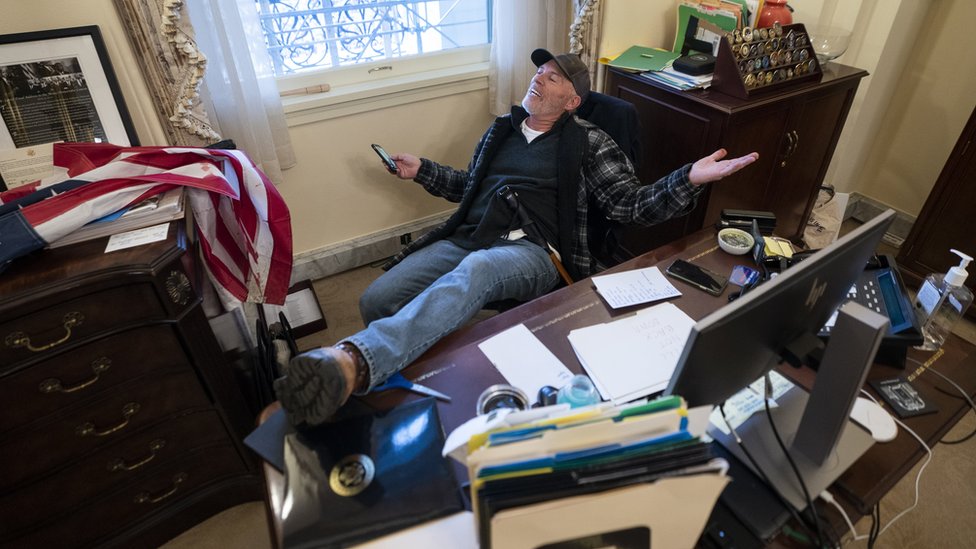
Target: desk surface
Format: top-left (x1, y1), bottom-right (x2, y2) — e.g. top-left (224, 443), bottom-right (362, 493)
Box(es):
top-left (262, 227), bottom-right (976, 547)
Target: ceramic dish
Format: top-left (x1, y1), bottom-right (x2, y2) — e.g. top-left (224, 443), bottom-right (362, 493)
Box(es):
top-left (718, 227), bottom-right (755, 255)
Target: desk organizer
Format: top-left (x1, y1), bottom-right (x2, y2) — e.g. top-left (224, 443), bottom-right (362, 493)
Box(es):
top-left (712, 22), bottom-right (822, 99)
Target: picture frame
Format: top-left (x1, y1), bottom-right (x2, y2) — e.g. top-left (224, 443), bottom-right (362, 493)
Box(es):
top-left (260, 279), bottom-right (329, 342)
top-left (0, 25), bottom-right (139, 152)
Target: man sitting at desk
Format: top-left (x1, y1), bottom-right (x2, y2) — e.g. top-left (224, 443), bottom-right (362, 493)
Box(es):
top-left (274, 49), bottom-right (759, 427)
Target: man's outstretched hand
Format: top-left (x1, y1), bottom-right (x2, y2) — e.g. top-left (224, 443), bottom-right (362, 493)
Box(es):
top-left (389, 153), bottom-right (421, 179)
top-left (688, 149), bottom-right (759, 186)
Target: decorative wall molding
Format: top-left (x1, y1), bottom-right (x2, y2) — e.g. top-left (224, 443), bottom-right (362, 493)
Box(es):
top-left (113, 0), bottom-right (219, 145)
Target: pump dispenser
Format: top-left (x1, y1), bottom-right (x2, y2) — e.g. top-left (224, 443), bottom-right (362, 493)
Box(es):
top-left (914, 249), bottom-right (974, 350)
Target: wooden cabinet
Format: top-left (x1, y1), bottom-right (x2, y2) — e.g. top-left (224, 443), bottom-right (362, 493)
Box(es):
top-left (604, 63), bottom-right (867, 257)
top-left (897, 104), bottom-right (976, 319)
top-left (0, 223), bottom-right (262, 548)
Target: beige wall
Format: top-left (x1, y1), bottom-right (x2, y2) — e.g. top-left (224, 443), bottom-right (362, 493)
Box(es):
top-left (5, 0), bottom-right (973, 259)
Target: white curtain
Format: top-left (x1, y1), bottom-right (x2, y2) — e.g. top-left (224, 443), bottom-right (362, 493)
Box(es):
top-left (488, 0), bottom-right (571, 116)
top-left (184, 0), bottom-right (296, 184)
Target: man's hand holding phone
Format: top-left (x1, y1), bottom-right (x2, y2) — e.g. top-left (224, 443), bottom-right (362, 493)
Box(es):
top-left (371, 144), bottom-right (420, 179)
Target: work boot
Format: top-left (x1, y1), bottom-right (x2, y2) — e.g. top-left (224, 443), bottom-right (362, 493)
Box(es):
top-left (274, 346), bottom-right (359, 427)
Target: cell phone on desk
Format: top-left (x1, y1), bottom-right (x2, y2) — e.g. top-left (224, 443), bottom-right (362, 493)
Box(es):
top-left (666, 259), bottom-right (728, 296)
top-left (371, 143), bottom-right (398, 174)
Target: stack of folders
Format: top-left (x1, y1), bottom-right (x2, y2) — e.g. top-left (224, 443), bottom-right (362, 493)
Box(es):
top-left (48, 187), bottom-right (185, 248)
top-left (640, 67), bottom-right (713, 91)
top-left (444, 396), bottom-right (729, 548)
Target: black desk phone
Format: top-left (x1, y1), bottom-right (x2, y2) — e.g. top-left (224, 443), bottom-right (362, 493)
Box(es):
top-left (817, 254), bottom-right (923, 366)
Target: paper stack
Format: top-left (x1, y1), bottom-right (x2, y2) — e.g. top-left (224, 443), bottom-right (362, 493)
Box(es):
top-left (49, 187), bottom-right (185, 248)
top-left (568, 302), bottom-right (696, 404)
top-left (640, 66), bottom-right (714, 90)
top-left (444, 397), bottom-right (728, 549)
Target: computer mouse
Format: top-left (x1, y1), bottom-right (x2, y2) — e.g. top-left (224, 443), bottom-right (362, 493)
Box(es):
top-left (850, 397), bottom-right (898, 442)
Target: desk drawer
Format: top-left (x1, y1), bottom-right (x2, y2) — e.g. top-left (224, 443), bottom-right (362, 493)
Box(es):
top-left (0, 368), bottom-right (211, 490)
top-left (0, 325), bottom-right (192, 435)
top-left (0, 410), bottom-right (240, 537)
top-left (0, 283), bottom-right (167, 367)
top-left (1, 443), bottom-right (248, 548)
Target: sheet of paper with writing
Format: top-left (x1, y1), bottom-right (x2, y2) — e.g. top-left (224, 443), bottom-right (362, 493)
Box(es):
top-left (569, 302), bottom-right (695, 404)
top-left (592, 266), bottom-right (682, 309)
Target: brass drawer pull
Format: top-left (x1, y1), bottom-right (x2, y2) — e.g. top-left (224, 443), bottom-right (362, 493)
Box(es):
top-left (75, 402), bottom-right (141, 437)
top-left (39, 357), bottom-right (112, 394)
top-left (134, 473), bottom-right (187, 504)
top-left (108, 439), bottom-right (166, 472)
top-left (5, 312), bottom-right (85, 353)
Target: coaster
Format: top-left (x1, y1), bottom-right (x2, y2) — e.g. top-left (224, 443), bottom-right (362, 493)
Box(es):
top-left (869, 377), bottom-right (938, 418)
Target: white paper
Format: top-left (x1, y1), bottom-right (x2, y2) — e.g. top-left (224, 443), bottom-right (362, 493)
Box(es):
top-left (261, 287), bottom-right (324, 327)
top-left (708, 370), bottom-right (796, 435)
top-left (477, 324), bottom-right (574, 400)
top-left (591, 266), bottom-right (682, 309)
top-left (104, 222), bottom-right (170, 252)
top-left (568, 302), bottom-right (695, 404)
top-left (0, 144), bottom-right (54, 188)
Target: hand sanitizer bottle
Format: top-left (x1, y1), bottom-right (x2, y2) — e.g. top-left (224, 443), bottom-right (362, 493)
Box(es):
top-left (914, 249), bottom-right (974, 350)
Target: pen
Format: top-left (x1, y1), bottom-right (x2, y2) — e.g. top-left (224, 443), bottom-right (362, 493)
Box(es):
top-left (640, 53), bottom-right (655, 58)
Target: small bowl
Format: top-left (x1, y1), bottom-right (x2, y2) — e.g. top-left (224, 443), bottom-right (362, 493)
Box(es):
top-left (718, 228), bottom-right (755, 255)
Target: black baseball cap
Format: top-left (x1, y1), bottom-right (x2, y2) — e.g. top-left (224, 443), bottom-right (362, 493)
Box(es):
top-left (531, 49), bottom-right (590, 102)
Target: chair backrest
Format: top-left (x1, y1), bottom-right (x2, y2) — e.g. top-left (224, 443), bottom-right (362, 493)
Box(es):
top-left (576, 91), bottom-right (642, 267)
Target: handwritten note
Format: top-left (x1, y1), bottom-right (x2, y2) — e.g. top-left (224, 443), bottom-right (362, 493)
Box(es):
top-left (591, 266), bottom-right (682, 309)
top-left (568, 302), bottom-right (695, 404)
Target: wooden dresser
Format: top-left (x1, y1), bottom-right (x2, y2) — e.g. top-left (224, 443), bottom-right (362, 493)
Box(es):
top-left (0, 222), bottom-right (262, 548)
top-left (605, 63), bottom-right (868, 257)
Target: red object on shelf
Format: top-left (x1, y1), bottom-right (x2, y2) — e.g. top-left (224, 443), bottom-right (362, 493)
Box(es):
top-left (757, 0), bottom-right (793, 28)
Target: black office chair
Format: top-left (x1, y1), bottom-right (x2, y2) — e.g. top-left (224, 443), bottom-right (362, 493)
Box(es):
top-left (576, 91), bottom-right (642, 269)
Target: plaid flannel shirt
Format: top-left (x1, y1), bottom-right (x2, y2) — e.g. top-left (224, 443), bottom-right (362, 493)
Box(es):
top-left (385, 110), bottom-right (703, 280)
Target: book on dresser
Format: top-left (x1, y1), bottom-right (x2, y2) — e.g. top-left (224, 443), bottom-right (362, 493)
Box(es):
top-left (48, 187), bottom-right (186, 249)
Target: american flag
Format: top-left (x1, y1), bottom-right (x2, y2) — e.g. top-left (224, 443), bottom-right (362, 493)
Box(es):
top-left (0, 143), bottom-right (293, 308)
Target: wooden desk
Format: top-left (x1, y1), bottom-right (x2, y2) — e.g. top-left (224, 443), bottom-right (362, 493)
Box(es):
top-left (262, 227), bottom-right (976, 547)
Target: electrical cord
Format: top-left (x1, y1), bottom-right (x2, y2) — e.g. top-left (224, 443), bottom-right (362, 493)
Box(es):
top-left (915, 360), bottom-right (976, 444)
top-left (760, 382), bottom-right (828, 549)
top-left (718, 404), bottom-right (828, 548)
top-left (821, 389), bottom-right (934, 545)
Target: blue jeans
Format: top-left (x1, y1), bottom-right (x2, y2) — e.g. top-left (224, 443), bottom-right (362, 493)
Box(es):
top-left (344, 238), bottom-right (559, 389)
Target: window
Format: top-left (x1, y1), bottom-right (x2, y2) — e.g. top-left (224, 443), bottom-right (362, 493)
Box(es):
top-left (253, 0), bottom-right (491, 77)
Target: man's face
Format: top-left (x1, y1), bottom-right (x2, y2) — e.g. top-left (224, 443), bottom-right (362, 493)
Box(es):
top-left (521, 60), bottom-right (581, 118)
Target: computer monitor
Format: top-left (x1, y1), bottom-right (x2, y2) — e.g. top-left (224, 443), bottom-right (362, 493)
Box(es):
top-left (664, 209), bottom-right (896, 511)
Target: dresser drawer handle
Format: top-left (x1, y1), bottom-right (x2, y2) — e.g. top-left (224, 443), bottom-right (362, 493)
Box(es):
top-left (5, 312), bottom-right (85, 353)
top-left (108, 439), bottom-right (166, 472)
top-left (134, 473), bottom-right (187, 504)
top-left (39, 357), bottom-right (112, 394)
top-left (75, 402), bottom-right (141, 437)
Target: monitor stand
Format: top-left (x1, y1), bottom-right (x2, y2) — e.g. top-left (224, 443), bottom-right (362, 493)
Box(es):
top-left (710, 301), bottom-right (889, 511)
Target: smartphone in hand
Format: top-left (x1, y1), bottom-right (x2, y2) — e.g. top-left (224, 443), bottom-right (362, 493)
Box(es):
top-left (665, 259), bottom-right (728, 296)
top-left (371, 144), bottom-right (398, 174)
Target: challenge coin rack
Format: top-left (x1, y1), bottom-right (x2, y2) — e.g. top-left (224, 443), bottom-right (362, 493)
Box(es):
top-left (711, 22), bottom-right (823, 99)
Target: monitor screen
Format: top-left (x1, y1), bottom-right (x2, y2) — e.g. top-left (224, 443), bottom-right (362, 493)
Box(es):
top-left (665, 209), bottom-right (896, 407)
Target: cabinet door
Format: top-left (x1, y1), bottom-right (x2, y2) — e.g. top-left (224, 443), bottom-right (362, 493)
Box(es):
top-left (702, 101), bottom-right (792, 227)
top-left (897, 104), bottom-right (976, 319)
top-left (610, 78), bottom-right (718, 256)
top-left (771, 86), bottom-right (858, 241)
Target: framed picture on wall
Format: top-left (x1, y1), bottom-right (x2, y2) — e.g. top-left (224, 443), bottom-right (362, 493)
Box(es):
top-left (0, 25), bottom-right (138, 189)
